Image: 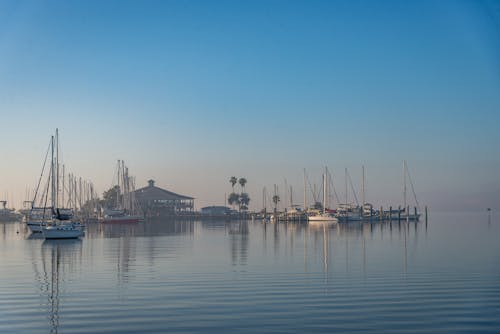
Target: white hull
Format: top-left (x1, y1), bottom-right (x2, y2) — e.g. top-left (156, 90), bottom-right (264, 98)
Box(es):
top-left (43, 223), bottom-right (84, 239)
top-left (308, 214), bottom-right (337, 223)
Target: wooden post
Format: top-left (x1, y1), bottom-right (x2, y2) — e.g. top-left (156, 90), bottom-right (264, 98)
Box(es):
top-left (398, 206), bottom-right (401, 222)
top-left (406, 206), bottom-right (410, 222)
top-left (380, 206), bottom-right (383, 221)
top-left (414, 206), bottom-right (417, 221)
top-left (425, 206), bottom-right (428, 225)
top-left (389, 206), bottom-right (392, 222)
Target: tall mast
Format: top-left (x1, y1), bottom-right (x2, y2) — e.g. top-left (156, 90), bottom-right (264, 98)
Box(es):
top-left (262, 187), bottom-right (266, 211)
top-left (62, 164), bottom-right (65, 208)
top-left (362, 165), bottom-right (365, 206)
top-left (303, 168), bottom-right (307, 211)
top-left (322, 171), bottom-right (326, 213)
top-left (345, 168), bottom-right (348, 205)
top-left (403, 160), bottom-right (407, 209)
top-left (51, 135), bottom-right (55, 209)
top-left (116, 160), bottom-right (121, 209)
top-left (55, 128), bottom-right (59, 208)
top-left (284, 178), bottom-right (288, 209)
top-left (122, 160), bottom-right (126, 209)
top-left (325, 167), bottom-right (329, 210)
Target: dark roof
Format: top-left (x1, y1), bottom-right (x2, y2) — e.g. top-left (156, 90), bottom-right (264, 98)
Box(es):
top-left (134, 181), bottom-right (194, 201)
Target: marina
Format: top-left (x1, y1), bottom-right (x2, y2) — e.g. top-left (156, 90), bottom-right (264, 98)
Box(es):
top-left (0, 2), bottom-right (498, 333)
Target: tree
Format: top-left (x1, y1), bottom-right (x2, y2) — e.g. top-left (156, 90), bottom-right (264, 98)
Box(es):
top-left (272, 194), bottom-right (280, 211)
top-left (229, 176), bottom-right (237, 191)
top-left (102, 185), bottom-right (121, 208)
top-left (239, 192), bottom-right (250, 212)
top-left (238, 178), bottom-right (247, 191)
top-left (228, 176), bottom-right (250, 213)
top-left (228, 192), bottom-right (240, 209)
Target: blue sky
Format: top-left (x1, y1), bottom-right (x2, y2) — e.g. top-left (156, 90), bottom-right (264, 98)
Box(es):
top-left (1, 0), bottom-right (499, 211)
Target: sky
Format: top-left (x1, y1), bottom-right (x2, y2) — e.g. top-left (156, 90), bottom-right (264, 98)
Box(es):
top-left (1, 0), bottom-right (499, 211)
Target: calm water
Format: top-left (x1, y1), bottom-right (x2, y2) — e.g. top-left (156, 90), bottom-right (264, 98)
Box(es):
top-left (1, 212), bottom-right (499, 334)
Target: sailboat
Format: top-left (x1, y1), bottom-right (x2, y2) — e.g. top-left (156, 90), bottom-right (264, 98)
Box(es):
top-left (101, 160), bottom-right (143, 223)
top-left (308, 168), bottom-right (337, 223)
top-left (397, 160), bottom-right (421, 221)
top-left (37, 130), bottom-right (84, 239)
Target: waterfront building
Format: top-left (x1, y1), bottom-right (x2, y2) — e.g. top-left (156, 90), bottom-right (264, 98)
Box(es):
top-left (134, 180), bottom-right (194, 217)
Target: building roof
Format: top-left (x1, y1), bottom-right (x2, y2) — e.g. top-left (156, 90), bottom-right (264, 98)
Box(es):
top-left (134, 180), bottom-right (194, 201)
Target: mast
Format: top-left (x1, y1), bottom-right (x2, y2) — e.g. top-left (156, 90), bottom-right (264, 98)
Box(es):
top-left (284, 178), bottom-right (288, 209)
top-left (56, 129), bottom-right (59, 208)
top-left (362, 165), bottom-right (365, 206)
top-left (51, 135), bottom-right (55, 209)
top-left (116, 160), bottom-right (121, 209)
top-left (303, 168), bottom-right (307, 211)
top-left (262, 187), bottom-right (266, 212)
top-left (322, 172), bottom-right (326, 213)
top-left (62, 164), bottom-right (65, 208)
top-left (345, 167), bottom-right (348, 206)
top-left (403, 160), bottom-right (407, 209)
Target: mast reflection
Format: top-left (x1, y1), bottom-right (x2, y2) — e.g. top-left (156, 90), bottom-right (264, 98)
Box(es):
top-left (40, 239), bottom-right (82, 334)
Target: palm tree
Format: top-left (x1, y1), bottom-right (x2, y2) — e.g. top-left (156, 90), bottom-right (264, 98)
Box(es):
top-left (230, 176), bottom-right (237, 191)
top-left (228, 192), bottom-right (240, 210)
top-left (272, 194), bottom-right (280, 211)
top-left (238, 177), bottom-right (247, 192)
top-left (239, 192), bottom-right (250, 212)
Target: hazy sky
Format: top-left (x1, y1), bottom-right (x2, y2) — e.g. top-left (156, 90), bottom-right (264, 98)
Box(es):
top-left (1, 0), bottom-right (499, 211)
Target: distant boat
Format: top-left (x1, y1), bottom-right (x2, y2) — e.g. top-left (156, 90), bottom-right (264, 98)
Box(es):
top-left (101, 160), bottom-right (143, 224)
top-left (308, 170), bottom-right (337, 224)
top-left (308, 213), bottom-right (337, 223)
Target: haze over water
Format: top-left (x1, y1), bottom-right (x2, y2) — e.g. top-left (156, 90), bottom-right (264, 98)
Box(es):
top-left (1, 213), bottom-right (499, 333)
top-left (1, 0), bottom-right (500, 211)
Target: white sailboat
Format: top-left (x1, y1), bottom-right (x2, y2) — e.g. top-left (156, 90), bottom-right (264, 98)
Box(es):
top-left (101, 160), bottom-right (143, 223)
top-left (308, 168), bottom-right (337, 223)
top-left (40, 129), bottom-right (84, 239)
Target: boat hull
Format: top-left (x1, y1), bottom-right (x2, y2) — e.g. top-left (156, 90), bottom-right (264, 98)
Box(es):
top-left (27, 221), bottom-right (46, 232)
top-left (308, 215), bottom-right (337, 223)
top-left (101, 216), bottom-right (143, 224)
top-left (43, 225), bottom-right (84, 239)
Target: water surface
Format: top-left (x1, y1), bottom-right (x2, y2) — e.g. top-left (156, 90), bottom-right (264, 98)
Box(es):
top-left (0, 212), bottom-right (499, 333)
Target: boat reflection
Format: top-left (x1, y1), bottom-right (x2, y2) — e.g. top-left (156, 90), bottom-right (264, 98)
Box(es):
top-left (268, 219), bottom-right (424, 276)
top-left (38, 239), bottom-right (82, 334)
top-left (227, 221), bottom-right (249, 267)
top-left (84, 219), bottom-right (195, 238)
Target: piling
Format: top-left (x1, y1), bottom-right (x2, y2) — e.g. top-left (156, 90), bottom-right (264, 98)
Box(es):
top-left (425, 206), bottom-right (428, 225)
top-left (380, 206), bottom-right (383, 221)
top-left (414, 207), bottom-right (417, 222)
top-left (406, 206), bottom-right (410, 222)
top-left (389, 206), bottom-right (392, 222)
top-left (398, 206), bottom-right (401, 222)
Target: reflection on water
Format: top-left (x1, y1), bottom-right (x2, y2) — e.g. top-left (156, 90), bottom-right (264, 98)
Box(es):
top-left (228, 221), bottom-right (249, 267)
top-left (85, 219), bottom-right (195, 238)
top-left (39, 240), bottom-right (82, 334)
top-left (0, 213), bottom-right (499, 334)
